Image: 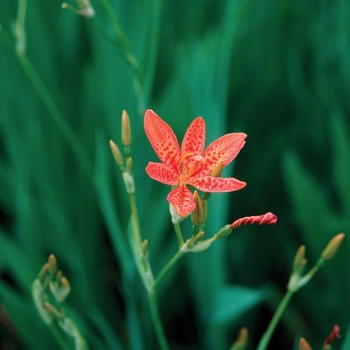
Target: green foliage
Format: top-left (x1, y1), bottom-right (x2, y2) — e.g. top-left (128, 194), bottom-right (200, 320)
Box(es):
top-left (1, 0), bottom-right (350, 349)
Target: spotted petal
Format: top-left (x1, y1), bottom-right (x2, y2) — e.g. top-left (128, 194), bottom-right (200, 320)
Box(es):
top-left (145, 162), bottom-right (179, 186)
top-left (188, 176), bottom-right (246, 192)
top-left (197, 133), bottom-right (247, 175)
top-left (144, 110), bottom-right (181, 171)
top-left (180, 117), bottom-right (206, 173)
top-left (167, 185), bottom-right (196, 216)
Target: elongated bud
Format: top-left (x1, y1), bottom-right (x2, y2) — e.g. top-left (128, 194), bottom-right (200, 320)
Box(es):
top-left (211, 160), bottom-right (223, 177)
top-left (109, 140), bottom-right (124, 167)
top-left (230, 212), bottom-right (277, 229)
top-left (38, 262), bottom-right (50, 282)
top-left (191, 191), bottom-right (207, 228)
top-left (141, 239), bottom-right (149, 258)
top-left (121, 110), bottom-right (132, 147)
top-left (231, 327), bottom-right (248, 350)
top-left (323, 325), bottom-right (340, 349)
top-left (299, 338), bottom-right (312, 350)
top-left (48, 254), bottom-right (57, 275)
top-left (321, 233), bottom-right (345, 260)
top-left (292, 245), bottom-right (307, 273)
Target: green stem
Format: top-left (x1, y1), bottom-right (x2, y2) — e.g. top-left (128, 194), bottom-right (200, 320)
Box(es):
top-left (127, 191), bottom-right (169, 349)
top-left (96, 0), bottom-right (144, 109)
top-left (128, 192), bottom-right (142, 244)
top-left (174, 223), bottom-right (184, 248)
top-left (256, 289), bottom-right (294, 350)
top-left (154, 249), bottom-right (183, 288)
top-left (142, 0), bottom-right (162, 102)
top-left (148, 290), bottom-right (170, 350)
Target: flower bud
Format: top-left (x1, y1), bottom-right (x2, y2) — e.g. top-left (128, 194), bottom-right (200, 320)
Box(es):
top-left (48, 254), bottom-right (57, 275)
top-left (109, 140), bottom-right (124, 167)
top-left (292, 245), bottom-right (307, 273)
top-left (231, 327), bottom-right (248, 350)
top-left (141, 239), bottom-right (149, 259)
top-left (191, 191), bottom-right (207, 229)
top-left (299, 338), bottom-right (312, 350)
top-left (323, 324), bottom-right (340, 349)
top-left (321, 233), bottom-right (345, 260)
top-left (121, 110), bottom-right (132, 147)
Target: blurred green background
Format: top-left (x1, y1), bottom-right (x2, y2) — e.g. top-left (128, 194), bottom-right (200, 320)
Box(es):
top-left (1, 0), bottom-right (350, 349)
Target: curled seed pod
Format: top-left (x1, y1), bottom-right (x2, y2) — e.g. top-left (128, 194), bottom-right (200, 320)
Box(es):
top-left (230, 212), bottom-right (277, 229)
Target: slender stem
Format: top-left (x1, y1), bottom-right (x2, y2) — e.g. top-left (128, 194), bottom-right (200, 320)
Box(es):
top-left (96, 0), bottom-right (145, 109)
top-left (148, 290), bottom-right (170, 350)
top-left (256, 289), bottom-right (294, 350)
top-left (142, 0), bottom-right (162, 101)
top-left (128, 192), bottom-right (142, 244)
top-left (154, 250), bottom-right (184, 288)
top-left (173, 223), bottom-right (184, 248)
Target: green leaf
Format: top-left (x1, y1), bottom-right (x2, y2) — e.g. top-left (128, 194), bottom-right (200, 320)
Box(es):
top-left (211, 284), bottom-right (268, 326)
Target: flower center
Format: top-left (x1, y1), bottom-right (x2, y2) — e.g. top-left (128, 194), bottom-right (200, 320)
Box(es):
top-left (179, 153), bottom-right (203, 183)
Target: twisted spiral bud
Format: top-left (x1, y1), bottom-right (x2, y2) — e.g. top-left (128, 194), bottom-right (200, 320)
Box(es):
top-left (230, 212), bottom-right (277, 229)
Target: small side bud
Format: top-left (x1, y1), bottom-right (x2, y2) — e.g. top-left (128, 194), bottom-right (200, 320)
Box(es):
top-left (141, 239), bottom-right (149, 258)
top-left (231, 327), bottom-right (248, 350)
top-left (323, 325), bottom-right (340, 349)
top-left (38, 262), bottom-right (50, 282)
top-left (211, 160), bottom-right (223, 178)
top-left (109, 140), bottom-right (124, 167)
top-left (191, 191), bottom-right (207, 231)
top-left (121, 110), bottom-right (132, 147)
top-left (321, 233), bottom-right (345, 260)
top-left (48, 254), bottom-right (57, 275)
top-left (292, 245), bottom-right (307, 273)
top-left (299, 338), bottom-right (312, 350)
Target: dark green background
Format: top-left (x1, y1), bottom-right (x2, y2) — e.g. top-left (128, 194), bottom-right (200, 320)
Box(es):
top-left (1, 0), bottom-right (350, 349)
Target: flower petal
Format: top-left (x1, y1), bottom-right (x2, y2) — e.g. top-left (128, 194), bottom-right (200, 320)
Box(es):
top-left (145, 162), bottom-right (179, 186)
top-left (144, 110), bottom-right (181, 170)
top-left (188, 176), bottom-right (246, 192)
top-left (198, 133), bottom-right (247, 175)
top-left (181, 117), bottom-right (205, 155)
top-left (167, 185), bottom-right (196, 216)
top-left (181, 117), bottom-right (206, 173)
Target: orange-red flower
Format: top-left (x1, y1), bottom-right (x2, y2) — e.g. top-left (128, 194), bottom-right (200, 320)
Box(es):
top-left (144, 110), bottom-right (247, 216)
